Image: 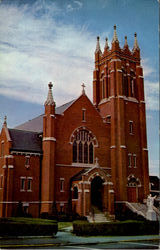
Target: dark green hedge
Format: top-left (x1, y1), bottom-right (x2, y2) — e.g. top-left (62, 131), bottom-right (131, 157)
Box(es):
top-left (40, 212), bottom-right (87, 222)
top-left (73, 220), bottom-right (159, 236)
top-left (0, 217), bottom-right (58, 236)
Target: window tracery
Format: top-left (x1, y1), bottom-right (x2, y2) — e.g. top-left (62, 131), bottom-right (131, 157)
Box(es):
top-left (72, 128), bottom-right (95, 164)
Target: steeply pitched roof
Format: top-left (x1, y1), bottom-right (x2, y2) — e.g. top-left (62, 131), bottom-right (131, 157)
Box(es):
top-left (9, 129), bottom-right (42, 153)
top-left (15, 99), bottom-right (75, 132)
top-left (55, 99), bottom-right (75, 114)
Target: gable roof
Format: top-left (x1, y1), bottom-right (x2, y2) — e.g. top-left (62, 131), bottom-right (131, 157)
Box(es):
top-left (15, 99), bottom-right (75, 132)
top-left (9, 129), bottom-right (42, 153)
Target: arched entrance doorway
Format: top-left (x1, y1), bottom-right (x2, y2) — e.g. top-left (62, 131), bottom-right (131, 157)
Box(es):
top-left (91, 176), bottom-right (104, 210)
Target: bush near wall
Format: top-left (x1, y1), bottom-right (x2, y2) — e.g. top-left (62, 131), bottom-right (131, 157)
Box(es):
top-left (73, 220), bottom-right (159, 236)
top-left (0, 217), bottom-right (58, 236)
top-left (40, 212), bottom-right (87, 222)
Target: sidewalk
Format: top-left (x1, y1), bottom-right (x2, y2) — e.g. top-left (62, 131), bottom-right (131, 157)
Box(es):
top-left (0, 226), bottom-right (159, 248)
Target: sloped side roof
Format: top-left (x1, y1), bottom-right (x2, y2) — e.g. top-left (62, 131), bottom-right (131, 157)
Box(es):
top-left (15, 99), bottom-right (75, 132)
top-left (15, 114), bottom-right (44, 132)
top-left (9, 129), bottom-right (42, 153)
top-left (71, 168), bottom-right (90, 181)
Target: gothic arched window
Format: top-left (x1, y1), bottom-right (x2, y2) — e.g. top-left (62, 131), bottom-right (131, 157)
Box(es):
top-left (89, 143), bottom-right (93, 164)
top-left (79, 141), bottom-right (82, 163)
top-left (84, 142), bottom-right (88, 163)
top-left (72, 128), bottom-right (96, 164)
top-left (73, 186), bottom-right (78, 199)
top-left (73, 141), bottom-right (77, 163)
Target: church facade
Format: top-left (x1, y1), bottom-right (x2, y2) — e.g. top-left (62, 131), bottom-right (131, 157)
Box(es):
top-left (0, 26), bottom-right (149, 218)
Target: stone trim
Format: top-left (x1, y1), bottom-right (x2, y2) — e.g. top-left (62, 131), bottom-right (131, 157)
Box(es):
top-left (84, 189), bottom-right (90, 193)
top-left (43, 137), bottom-right (56, 142)
top-left (110, 59), bottom-right (121, 62)
top-left (108, 182), bottom-right (113, 185)
top-left (10, 151), bottom-right (41, 156)
top-left (8, 165), bottom-right (14, 169)
top-left (109, 190), bottom-right (114, 193)
top-left (5, 155), bottom-right (14, 158)
top-left (143, 148), bottom-right (148, 151)
top-left (50, 114), bottom-right (56, 118)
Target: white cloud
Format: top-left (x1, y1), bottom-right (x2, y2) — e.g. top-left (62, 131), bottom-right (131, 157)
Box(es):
top-left (142, 58), bottom-right (155, 78)
top-left (142, 59), bottom-right (159, 111)
top-left (0, 1), bottom-right (95, 107)
top-left (149, 159), bottom-right (159, 176)
top-left (66, 0), bottom-right (83, 12)
top-left (144, 80), bottom-right (159, 111)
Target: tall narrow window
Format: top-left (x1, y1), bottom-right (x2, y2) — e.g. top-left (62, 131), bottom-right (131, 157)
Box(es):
top-left (60, 179), bottom-right (64, 192)
top-left (89, 143), bottom-right (93, 164)
top-left (73, 141), bottom-right (77, 163)
top-left (128, 154), bottom-right (132, 167)
top-left (106, 77), bottom-right (108, 98)
top-left (108, 72), bottom-right (110, 97)
top-left (27, 178), bottom-right (32, 191)
top-left (20, 177), bottom-right (26, 191)
top-left (25, 156), bottom-right (30, 168)
top-left (82, 109), bottom-right (86, 121)
top-left (60, 203), bottom-right (64, 213)
top-left (133, 155), bottom-right (137, 168)
top-left (129, 121), bottom-right (133, 134)
top-left (79, 141), bottom-right (83, 163)
top-left (1, 142), bottom-right (4, 157)
top-left (122, 73), bottom-right (125, 95)
top-left (84, 142), bottom-right (88, 163)
top-left (102, 79), bottom-right (105, 99)
top-left (131, 79), bottom-right (134, 97)
top-left (0, 175), bottom-right (3, 188)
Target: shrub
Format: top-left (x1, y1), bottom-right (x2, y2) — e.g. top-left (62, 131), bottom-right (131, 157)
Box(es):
top-left (0, 217), bottom-right (58, 236)
top-left (40, 212), bottom-right (87, 222)
top-left (73, 220), bottom-right (159, 236)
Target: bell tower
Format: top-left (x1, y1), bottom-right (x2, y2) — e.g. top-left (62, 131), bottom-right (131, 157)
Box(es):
top-left (93, 26), bottom-right (149, 202)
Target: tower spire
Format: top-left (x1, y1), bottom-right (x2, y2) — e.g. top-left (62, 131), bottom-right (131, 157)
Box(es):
top-left (133, 32), bottom-right (139, 51)
top-left (104, 37), bottom-right (109, 50)
top-left (45, 82), bottom-right (55, 105)
top-left (112, 25), bottom-right (119, 43)
top-left (95, 36), bottom-right (102, 54)
top-left (124, 36), bottom-right (128, 47)
top-left (3, 115), bottom-right (7, 127)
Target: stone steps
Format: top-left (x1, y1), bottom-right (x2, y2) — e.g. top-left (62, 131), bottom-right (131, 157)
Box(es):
top-left (87, 213), bottom-right (109, 223)
top-left (126, 202), bottom-right (159, 221)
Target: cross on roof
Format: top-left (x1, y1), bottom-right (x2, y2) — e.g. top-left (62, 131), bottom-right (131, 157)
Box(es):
top-left (81, 83), bottom-right (86, 95)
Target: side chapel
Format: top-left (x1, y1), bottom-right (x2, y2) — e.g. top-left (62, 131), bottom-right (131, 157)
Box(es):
top-left (0, 26), bottom-right (149, 218)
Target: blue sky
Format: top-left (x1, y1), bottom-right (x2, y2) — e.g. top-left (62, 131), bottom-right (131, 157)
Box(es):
top-left (0, 0), bottom-right (159, 175)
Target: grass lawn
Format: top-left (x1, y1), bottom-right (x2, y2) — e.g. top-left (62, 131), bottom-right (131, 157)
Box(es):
top-left (0, 217), bottom-right (57, 225)
top-left (58, 221), bottom-right (73, 230)
top-left (0, 217), bottom-right (58, 236)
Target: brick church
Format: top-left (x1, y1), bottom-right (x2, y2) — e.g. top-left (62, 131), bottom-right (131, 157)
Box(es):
top-left (0, 26), bottom-right (150, 218)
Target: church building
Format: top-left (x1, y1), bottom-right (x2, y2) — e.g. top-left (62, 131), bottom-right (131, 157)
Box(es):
top-left (0, 26), bottom-right (149, 218)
